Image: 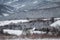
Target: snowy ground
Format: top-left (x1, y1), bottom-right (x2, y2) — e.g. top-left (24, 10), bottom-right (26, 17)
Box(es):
top-left (0, 19), bottom-right (60, 40)
top-left (0, 20), bottom-right (31, 26)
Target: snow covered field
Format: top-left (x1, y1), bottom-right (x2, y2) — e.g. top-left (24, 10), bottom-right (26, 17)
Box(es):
top-left (0, 19), bottom-right (60, 40)
top-left (0, 20), bottom-right (31, 26)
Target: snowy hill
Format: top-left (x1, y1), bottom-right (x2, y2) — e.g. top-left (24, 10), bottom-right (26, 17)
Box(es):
top-left (0, 0), bottom-right (60, 20)
top-left (0, 4), bottom-right (15, 16)
top-left (0, 20), bottom-right (30, 26)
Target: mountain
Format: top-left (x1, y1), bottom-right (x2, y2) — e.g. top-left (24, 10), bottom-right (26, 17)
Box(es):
top-left (0, 4), bottom-right (15, 16)
top-left (0, 0), bottom-right (60, 20)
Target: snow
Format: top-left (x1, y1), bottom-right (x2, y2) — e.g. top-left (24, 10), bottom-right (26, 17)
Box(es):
top-left (3, 28), bottom-right (46, 36)
top-left (50, 20), bottom-right (60, 27)
top-left (3, 29), bottom-right (23, 36)
top-left (29, 30), bottom-right (46, 34)
top-left (15, 4), bottom-right (26, 9)
top-left (5, 7), bottom-right (13, 11)
top-left (26, 27), bottom-right (46, 34)
top-left (46, 0), bottom-right (60, 2)
top-left (54, 18), bottom-right (60, 20)
top-left (24, 10), bottom-right (28, 12)
top-left (13, 4), bottom-right (21, 9)
top-left (2, 27), bottom-right (46, 36)
top-left (33, 1), bottom-right (38, 4)
top-left (41, 18), bottom-right (60, 21)
top-left (4, 0), bottom-right (18, 5)
top-left (42, 19), bottom-right (50, 21)
top-left (6, 2), bottom-right (12, 4)
top-left (20, 4), bottom-right (25, 8)
top-left (3, 13), bottom-right (9, 16)
top-left (0, 20), bottom-right (30, 26)
top-left (33, 31), bottom-right (46, 34)
top-left (36, 18), bottom-right (60, 21)
top-left (46, 0), bottom-right (53, 1)
top-left (7, 10), bottom-right (14, 13)
top-left (32, 27), bottom-right (36, 30)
